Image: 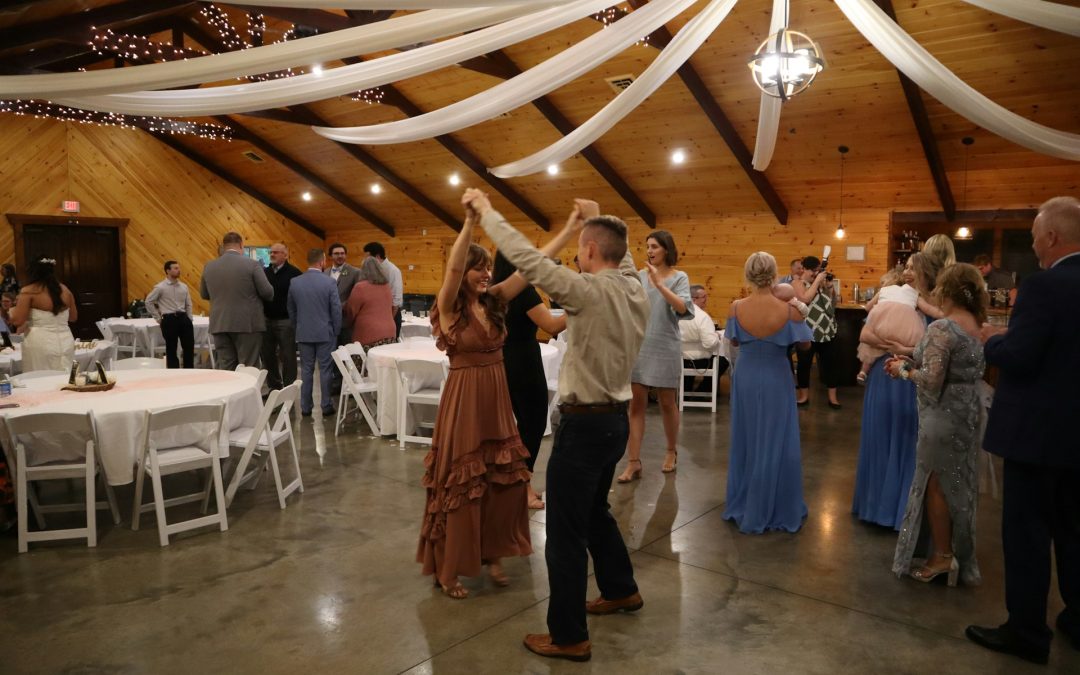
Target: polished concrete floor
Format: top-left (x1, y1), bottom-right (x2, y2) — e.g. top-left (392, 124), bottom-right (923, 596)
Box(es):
top-left (1, 382), bottom-right (1077, 674)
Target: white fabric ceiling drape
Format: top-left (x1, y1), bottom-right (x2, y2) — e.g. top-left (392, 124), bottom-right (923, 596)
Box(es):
top-left (490, 0), bottom-right (738, 178)
top-left (835, 0), bottom-right (1080, 161)
top-left (961, 0), bottom-right (1080, 38)
top-left (222, 0), bottom-right (575, 8)
top-left (0, 6), bottom-right (540, 99)
top-left (750, 0), bottom-right (787, 171)
top-left (313, 0), bottom-right (699, 144)
top-left (56, 0), bottom-right (621, 116)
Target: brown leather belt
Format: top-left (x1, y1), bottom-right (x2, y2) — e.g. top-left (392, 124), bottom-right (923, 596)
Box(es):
top-left (557, 402), bottom-right (629, 415)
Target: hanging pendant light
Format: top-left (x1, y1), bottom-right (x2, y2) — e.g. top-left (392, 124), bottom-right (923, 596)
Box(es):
top-left (748, 2), bottom-right (825, 102)
top-left (835, 145), bottom-right (849, 239)
top-left (955, 137), bottom-right (974, 240)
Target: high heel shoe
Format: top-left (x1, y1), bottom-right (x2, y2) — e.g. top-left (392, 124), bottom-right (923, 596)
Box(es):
top-left (661, 450), bottom-right (677, 473)
top-left (616, 459), bottom-right (642, 483)
top-left (911, 553), bottom-right (959, 587)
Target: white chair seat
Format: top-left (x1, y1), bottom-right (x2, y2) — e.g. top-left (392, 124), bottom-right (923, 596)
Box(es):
top-left (152, 445), bottom-right (214, 468)
top-left (409, 388), bottom-right (442, 402)
top-left (228, 426), bottom-right (291, 448)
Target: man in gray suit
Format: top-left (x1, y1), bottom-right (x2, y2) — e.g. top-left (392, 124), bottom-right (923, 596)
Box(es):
top-left (289, 248), bottom-right (341, 417)
top-left (200, 231), bottom-right (274, 371)
top-left (325, 242), bottom-right (359, 345)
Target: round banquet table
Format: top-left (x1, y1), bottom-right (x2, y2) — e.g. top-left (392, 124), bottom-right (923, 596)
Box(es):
top-left (104, 316), bottom-right (210, 355)
top-left (0, 370), bottom-right (262, 485)
top-left (399, 315), bottom-right (433, 339)
top-left (366, 340), bottom-right (559, 437)
top-left (0, 340), bottom-right (117, 376)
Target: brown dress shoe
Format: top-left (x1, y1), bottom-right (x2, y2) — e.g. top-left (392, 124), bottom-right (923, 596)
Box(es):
top-left (586, 591), bottom-right (644, 615)
top-left (523, 633), bottom-right (591, 662)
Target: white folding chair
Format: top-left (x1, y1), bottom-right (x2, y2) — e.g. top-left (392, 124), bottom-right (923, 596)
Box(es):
top-left (131, 403), bottom-right (228, 547)
top-left (332, 347), bottom-right (380, 437)
top-left (14, 370), bottom-right (67, 382)
top-left (197, 326), bottom-right (216, 369)
top-left (224, 382), bottom-right (302, 509)
top-left (146, 329), bottom-right (168, 359)
top-left (93, 340), bottom-right (118, 370)
top-left (107, 323), bottom-right (139, 358)
top-left (235, 364), bottom-right (268, 393)
top-left (5, 411), bottom-right (120, 553)
top-left (95, 320), bottom-right (113, 341)
top-left (678, 354), bottom-right (720, 412)
top-left (396, 359), bottom-right (448, 448)
top-left (399, 323), bottom-right (432, 339)
top-left (112, 357), bottom-right (166, 370)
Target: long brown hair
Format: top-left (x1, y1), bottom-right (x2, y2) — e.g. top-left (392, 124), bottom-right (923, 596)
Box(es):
top-left (452, 244), bottom-right (506, 334)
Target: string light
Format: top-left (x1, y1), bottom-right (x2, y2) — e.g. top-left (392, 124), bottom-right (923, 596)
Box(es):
top-left (349, 88), bottom-right (385, 105)
top-left (199, 4), bottom-right (247, 52)
top-left (0, 100), bottom-right (233, 140)
top-left (590, 5), bottom-right (651, 47)
top-left (90, 28), bottom-right (203, 63)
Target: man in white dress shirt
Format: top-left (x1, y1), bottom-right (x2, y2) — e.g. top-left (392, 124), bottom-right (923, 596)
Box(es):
top-left (363, 241), bottom-right (404, 337)
top-left (146, 260), bottom-right (194, 369)
top-left (679, 285), bottom-right (728, 393)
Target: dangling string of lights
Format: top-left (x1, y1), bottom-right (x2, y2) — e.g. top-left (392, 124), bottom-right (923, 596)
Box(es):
top-left (199, 3), bottom-right (247, 52)
top-left (590, 4), bottom-right (652, 48)
top-left (0, 100), bottom-right (233, 140)
top-left (248, 12), bottom-right (265, 46)
top-left (349, 88), bottom-right (385, 105)
top-left (90, 28), bottom-right (207, 63)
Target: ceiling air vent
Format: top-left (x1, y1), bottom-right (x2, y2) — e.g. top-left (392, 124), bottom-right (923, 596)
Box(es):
top-left (605, 74), bottom-right (636, 94)
top-left (241, 150), bottom-right (264, 163)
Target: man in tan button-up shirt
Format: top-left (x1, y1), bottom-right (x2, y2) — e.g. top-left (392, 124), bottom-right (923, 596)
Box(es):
top-left (466, 190), bottom-right (648, 662)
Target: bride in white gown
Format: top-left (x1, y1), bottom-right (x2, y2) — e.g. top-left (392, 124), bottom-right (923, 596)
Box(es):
top-left (8, 256), bottom-right (77, 372)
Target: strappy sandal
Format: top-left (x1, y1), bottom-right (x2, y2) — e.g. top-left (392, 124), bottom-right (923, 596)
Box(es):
top-left (488, 564), bottom-right (510, 587)
top-left (662, 450), bottom-right (677, 473)
top-left (441, 582), bottom-right (470, 599)
top-left (617, 459), bottom-right (643, 483)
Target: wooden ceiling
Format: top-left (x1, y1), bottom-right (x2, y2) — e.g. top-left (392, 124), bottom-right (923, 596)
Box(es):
top-left (2, 0), bottom-right (1079, 237)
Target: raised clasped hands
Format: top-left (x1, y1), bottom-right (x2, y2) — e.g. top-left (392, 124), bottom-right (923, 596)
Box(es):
top-left (461, 188), bottom-right (492, 221)
top-left (564, 198), bottom-right (599, 233)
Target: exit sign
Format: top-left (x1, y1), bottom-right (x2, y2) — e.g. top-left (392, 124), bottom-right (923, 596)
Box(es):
top-left (61, 200), bottom-right (79, 213)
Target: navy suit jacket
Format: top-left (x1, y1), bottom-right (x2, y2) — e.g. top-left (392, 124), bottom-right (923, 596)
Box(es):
top-left (287, 269), bottom-right (341, 344)
top-left (983, 253), bottom-right (1080, 468)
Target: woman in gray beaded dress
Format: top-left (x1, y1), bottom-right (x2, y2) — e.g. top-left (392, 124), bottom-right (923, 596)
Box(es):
top-left (885, 263), bottom-right (988, 587)
top-left (616, 231), bottom-right (693, 482)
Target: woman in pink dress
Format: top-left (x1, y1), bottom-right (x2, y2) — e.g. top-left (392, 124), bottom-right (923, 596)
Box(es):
top-left (343, 257), bottom-right (396, 350)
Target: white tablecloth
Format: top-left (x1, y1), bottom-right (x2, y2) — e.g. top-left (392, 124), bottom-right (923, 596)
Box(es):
top-left (0, 370), bottom-right (262, 485)
top-left (103, 317), bottom-right (211, 355)
top-left (399, 314), bottom-right (432, 339)
top-left (0, 341), bottom-right (117, 376)
top-left (367, 341), bottom-right (558, 437)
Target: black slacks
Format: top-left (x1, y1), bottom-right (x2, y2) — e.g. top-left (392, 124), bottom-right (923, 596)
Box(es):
top-left (796, 338), bottom-right (839, 389)
top-left (160, 313), bottom-right (194, 369)
top-left (546, 409), bottom-right (638, 645)
top-left (1002, 459), bottom-right (1080, 651)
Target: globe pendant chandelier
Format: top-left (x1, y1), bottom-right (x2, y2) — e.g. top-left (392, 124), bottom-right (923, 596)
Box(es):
top-left (748, 17), bottom-right (825, 101)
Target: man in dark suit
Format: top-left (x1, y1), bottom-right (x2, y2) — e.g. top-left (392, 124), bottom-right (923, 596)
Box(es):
top-left (289, 248), bottom-right (341, 417)
top-left (967, 196), bottom-right (1080, 665)
top-left (261, 242), bottom-right (302, 390)
top-left (200, 231), bottom-right (274, 371)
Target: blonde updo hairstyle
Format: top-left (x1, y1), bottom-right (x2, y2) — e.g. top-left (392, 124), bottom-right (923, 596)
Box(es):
top-left (744, 251), bottom-right (778, 289)
top-left (922, 234), bottom-right (957, 268)
top-left (933, 263), bottom-right (989, 324)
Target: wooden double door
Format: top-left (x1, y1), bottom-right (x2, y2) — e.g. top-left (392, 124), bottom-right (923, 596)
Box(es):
top-left (7, 214), bottom-right (128, 340)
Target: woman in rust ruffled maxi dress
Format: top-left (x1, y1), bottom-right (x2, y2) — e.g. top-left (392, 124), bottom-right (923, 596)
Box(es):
top-left (418, 198), bottom-right (534, 599)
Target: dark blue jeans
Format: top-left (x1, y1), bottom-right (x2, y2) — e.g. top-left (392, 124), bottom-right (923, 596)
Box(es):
top-left (546, 409), bottom-right (638, 645)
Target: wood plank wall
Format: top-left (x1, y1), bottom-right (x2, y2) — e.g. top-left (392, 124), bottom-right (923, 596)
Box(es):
top-left (328, 208), bottom-right (893, 320)
top-left (0, 116), bottom-right (323, 314)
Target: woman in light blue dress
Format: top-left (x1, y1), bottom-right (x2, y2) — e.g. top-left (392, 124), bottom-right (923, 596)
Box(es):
top-left (616, 231), bottom-right (693, 482)
top-left (723, 252), bottom-right (812, 533)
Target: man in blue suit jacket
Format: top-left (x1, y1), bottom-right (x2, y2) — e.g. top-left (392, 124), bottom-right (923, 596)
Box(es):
top-left (288, 248), bottom-right (341, 417)
top-left (967, 197), bottom-right (1080, 664)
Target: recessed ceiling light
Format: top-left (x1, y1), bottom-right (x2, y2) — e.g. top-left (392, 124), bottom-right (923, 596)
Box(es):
top-left (671, 149), bottom-right (687, 165)
top-left (301, 191), bottom-right (313, 202)
top-left (311, 64), bottom-right (323, 77)
top-left (370, 183), bottom-right (382, 195)
top-left (448, 173), bottom-right (461, 186)
top-left (546, 164), bottom-right (560, 176)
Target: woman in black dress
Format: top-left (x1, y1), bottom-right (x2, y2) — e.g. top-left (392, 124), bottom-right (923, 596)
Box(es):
top-left (492, 253), bottom-right (567, 509)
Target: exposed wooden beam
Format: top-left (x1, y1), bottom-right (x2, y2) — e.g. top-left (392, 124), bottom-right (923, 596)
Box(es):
top-left (465, 50), bottom-right (656, 228)
top-left (0, 0), bottom-right (194, 52)
top-left (343, 9), bottom-right (396, 26)
top-left (149, 131), bottom-right (325, 238)
top-left (872, 0), bottom-right (956, 221)
top-left (215, 115), bottom-right (395, 236)
top-left (379, 86), bottom-right (550, 231)
top-left (623, 0), bottom-right (788, 225)
top-left (2, 14), bottom-right (187, 72)
top-left (222, 4), bottom-right (351, 32)
top-left (288, 106), bottom-right (462, 232)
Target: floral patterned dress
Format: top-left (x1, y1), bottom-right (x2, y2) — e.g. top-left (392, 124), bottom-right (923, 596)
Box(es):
top-left (892, 319), bottom-right (985, 584)
top-left (417, 306), bottom-right (532, 588)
